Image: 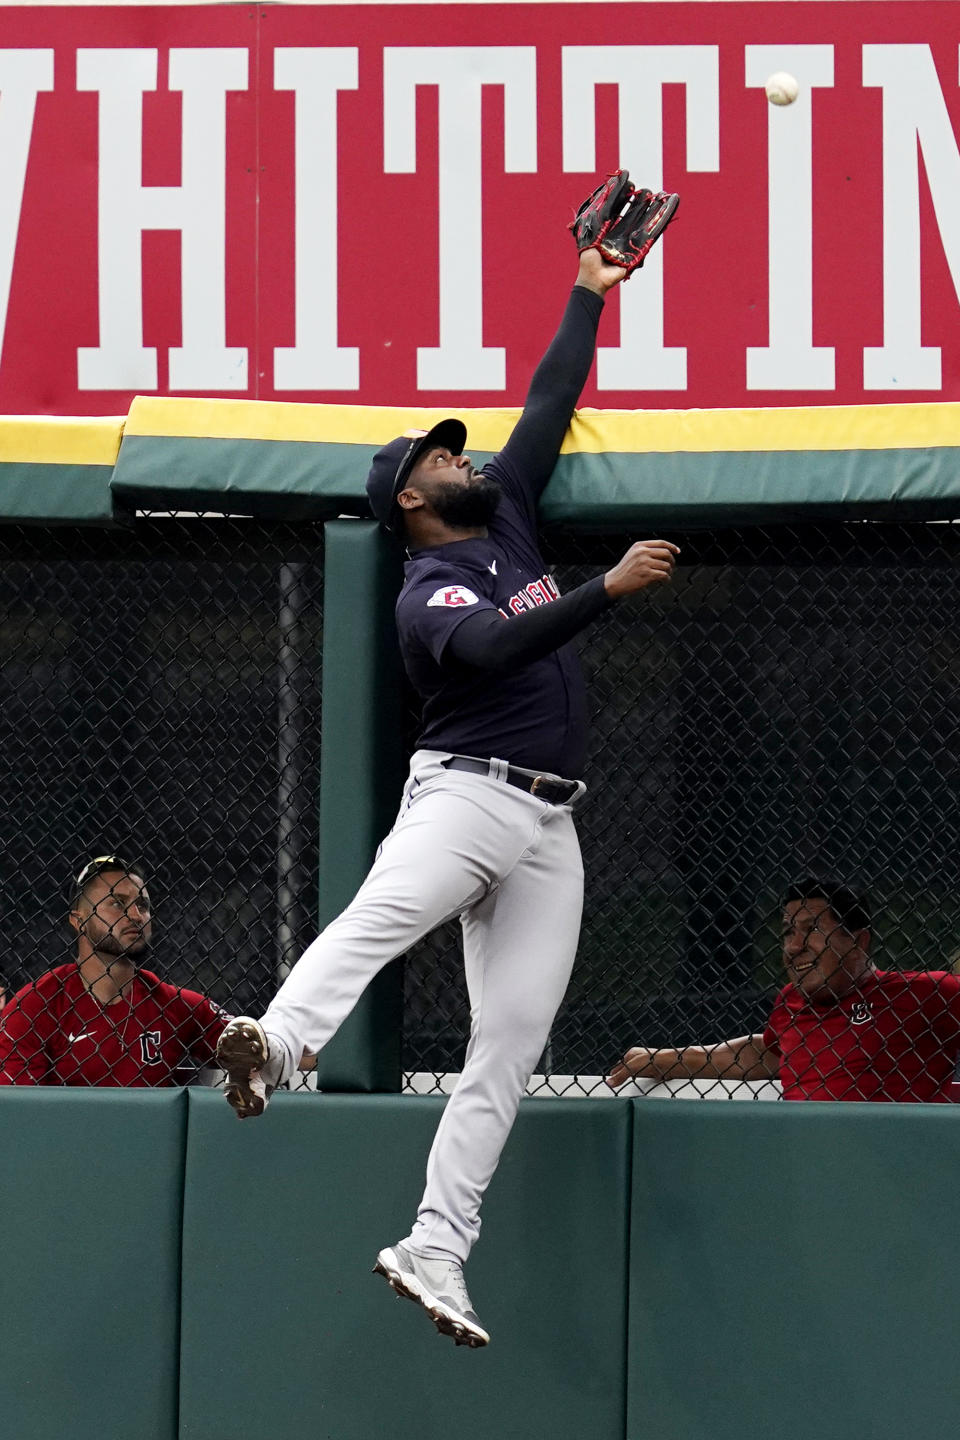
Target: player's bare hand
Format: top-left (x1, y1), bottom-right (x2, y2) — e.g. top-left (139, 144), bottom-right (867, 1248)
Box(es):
top-left (606, 1047), bottom-right (655, 1089)
top-left (603, 540), bottom-right (679, 600)
top-left (576, 247), bottom-right (630, 295)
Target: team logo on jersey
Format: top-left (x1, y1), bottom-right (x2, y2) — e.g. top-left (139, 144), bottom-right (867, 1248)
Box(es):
top-left (499, 573), bottom-right (561, 618)
top-left (427, 586), bottom-right (479, 608)
top-left (850, 1001), bottom-right (872, 1025)
top-left (139, 1030), bottom-right (162, 1064)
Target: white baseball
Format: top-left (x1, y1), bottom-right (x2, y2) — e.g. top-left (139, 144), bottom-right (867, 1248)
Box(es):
top-left (765, 72), bottom-right (799, 106)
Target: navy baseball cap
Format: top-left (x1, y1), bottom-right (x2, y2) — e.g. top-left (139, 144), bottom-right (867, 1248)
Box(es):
top-left (365, 418), bottom-right (467, 532)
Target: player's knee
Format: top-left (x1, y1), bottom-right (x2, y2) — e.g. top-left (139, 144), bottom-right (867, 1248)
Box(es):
top-left (481, 1013), bottom-right (556, 1072)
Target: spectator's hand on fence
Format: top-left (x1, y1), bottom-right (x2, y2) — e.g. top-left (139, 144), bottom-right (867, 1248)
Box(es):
top-left (606, 1047), bottom-right (659, 1089)
top-left (604, 541), bottom-right (679, 599)
top-left (608, 1035), bottom-right (777, 1090)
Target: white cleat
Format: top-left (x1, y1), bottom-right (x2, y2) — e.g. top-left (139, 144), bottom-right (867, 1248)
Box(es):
top-left (374, 1243), bottom-right (490, 1348)
top-left (216, 1016), bottom-right (274, 1120)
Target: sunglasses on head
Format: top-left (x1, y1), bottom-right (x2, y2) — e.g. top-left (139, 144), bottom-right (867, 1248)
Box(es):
top-left (74, 855), bottom-right (131, 889)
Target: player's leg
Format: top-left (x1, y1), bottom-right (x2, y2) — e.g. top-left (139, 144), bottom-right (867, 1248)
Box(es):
top-left (376, 800), bottom-right (583, 1341)
top-left (218, 753), bottom-right (547, 1115)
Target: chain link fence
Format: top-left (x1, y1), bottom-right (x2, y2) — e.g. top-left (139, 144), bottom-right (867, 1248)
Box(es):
top-left (404, 521), bottom-right (960, 1099)
top-left (0, 517), bottom-right (323, 1087)
top-left (1, 516), bottom-right (959, 1100)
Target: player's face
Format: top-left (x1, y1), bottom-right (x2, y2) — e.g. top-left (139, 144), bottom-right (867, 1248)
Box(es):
top-left (411, 447), bottom-right (501, 528)
top-left (781, 898), bottom-right (867, 1001)
top-left (75, 871), bottom-right (152, 961)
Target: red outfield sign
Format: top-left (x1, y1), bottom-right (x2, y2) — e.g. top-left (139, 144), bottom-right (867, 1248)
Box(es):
top-left (0, 2), bottom-right (959, 414)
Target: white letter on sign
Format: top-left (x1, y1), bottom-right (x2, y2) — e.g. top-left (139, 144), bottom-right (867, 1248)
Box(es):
top-left (0, 51), bottom-right (54, 372)
top-left (384, 47), bottom-right (537, 391)
top-left (273, 48), bottom-right (359, 391)
top-left (76, 48), bottom-right (248, 392)
top-left (863, 45), bottom-right (960, 391)
top-left (745, 46), bottom-right (835, 391)
top-left (562, 46), bottom-right (719, 391)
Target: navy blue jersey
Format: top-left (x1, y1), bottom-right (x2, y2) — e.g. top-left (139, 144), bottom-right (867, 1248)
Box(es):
top-left (395, 284), bottom-right (607, 778)
top-left (396, 453), bottom-right (588, 777)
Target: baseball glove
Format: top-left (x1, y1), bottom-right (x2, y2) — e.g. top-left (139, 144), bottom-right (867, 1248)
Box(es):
top-left (570, 171), bottom-right (680, 275)
top-left (568, 169), bottom-right (634, 251)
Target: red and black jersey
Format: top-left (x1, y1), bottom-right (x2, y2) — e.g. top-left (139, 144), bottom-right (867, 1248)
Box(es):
top-left (763, 970), bottom-right (960, 1102)
top-left (0, 963), bottom-right (231, 1086)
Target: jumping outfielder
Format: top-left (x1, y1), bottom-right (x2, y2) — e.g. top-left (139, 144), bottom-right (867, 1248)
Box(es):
top-left (217, 173), bottom-right (680, 1347)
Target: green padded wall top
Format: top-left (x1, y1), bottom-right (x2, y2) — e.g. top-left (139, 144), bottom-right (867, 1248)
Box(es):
top-left (0, 463), bottom-right (123, 525)
top-left (108, 397), bottom-right (960, 527)
top-left (0, 1088), bottom-right (186, 1440)
top-left (0, 415), bottom-right (125, 524)
top-left (1, 398), bottom-right (957, 526)
top-left (539, 444), bottom-right (960, 527)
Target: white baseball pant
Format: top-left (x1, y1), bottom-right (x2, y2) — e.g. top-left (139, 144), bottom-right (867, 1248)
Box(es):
top-left (259, 748), bottom-right (585, 1263)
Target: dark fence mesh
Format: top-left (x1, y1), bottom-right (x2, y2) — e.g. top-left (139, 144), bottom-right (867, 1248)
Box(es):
top-left (0, 518), bottom-right (323, 1088)
top-left (2, 517), bottom-right (960, 1101)
top-left (403, 521), bottom-right (960, 1099)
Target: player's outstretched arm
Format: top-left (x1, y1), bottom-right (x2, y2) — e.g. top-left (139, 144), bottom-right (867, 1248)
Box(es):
top-left (447, 535), bottom-right (673, 684)
top-left (447, 538), bottom-right (679, 674)
top-left (606, 1035), bottom-right (778, 1089)
top-left (497, 281), bottom-right (608, 501)
top-left (495, 233), bottom-right (632, 502)
top-left (497, 174), bottom-right (678, 502)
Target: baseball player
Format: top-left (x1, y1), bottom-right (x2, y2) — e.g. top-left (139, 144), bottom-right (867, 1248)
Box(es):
top-left (0, 856), bottom-right (230, 1086)
top-left (217, 174), bottom-right (681, 1347)
top-left (607, 878), bottom-right (960, 1102)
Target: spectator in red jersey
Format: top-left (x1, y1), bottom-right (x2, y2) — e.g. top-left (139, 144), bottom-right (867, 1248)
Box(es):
top-left (606, 878), bottom-right (960, 1102)
top-left (0, 855), bottom-right (231, 1086)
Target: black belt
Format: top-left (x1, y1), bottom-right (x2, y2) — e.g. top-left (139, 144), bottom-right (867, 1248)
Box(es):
top-left (443, 756), bottom-right (580, 806)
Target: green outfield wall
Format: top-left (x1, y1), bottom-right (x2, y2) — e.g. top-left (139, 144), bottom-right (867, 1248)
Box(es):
top-left (0, 1090), bottom-right (186, 1440)
top-left (1, 1090), bottom-right (958, 1440)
